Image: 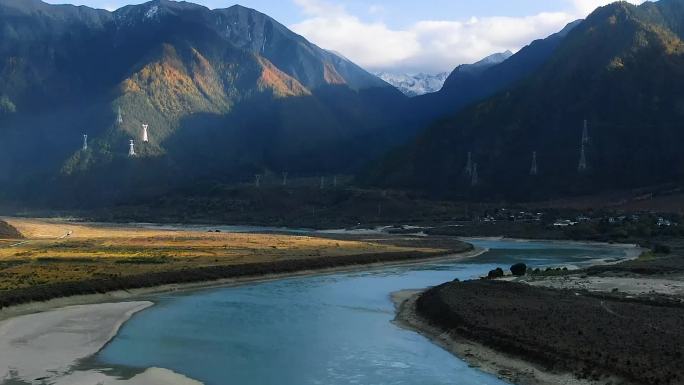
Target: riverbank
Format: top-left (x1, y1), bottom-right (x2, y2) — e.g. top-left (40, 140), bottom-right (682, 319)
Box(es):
top-left (392, 238), bottom-right (684, 385)
top-left (0, 302), bottom-right (153, 380)
top-left (0, 301), bottom-right (194, 384)
top-left (392, 290), bottom-right (599, 385)
top-left (0, 217), bottom-right (475, 310)
top-left (396, 260), bottom-right (684, 385)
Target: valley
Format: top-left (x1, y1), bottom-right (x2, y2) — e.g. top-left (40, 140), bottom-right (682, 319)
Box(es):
top-left (1, 0), bottom-right (684, 385)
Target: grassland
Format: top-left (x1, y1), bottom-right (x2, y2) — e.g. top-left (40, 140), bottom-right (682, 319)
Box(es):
top-left (0, 218), bottom-right (467, 307)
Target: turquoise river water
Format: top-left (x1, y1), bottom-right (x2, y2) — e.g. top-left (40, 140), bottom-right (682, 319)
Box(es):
top-left (95, 239), bottom-right (632, 385)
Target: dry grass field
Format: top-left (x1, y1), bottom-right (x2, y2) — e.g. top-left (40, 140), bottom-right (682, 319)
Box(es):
top-left (0, 218), bottom-right (444, 292)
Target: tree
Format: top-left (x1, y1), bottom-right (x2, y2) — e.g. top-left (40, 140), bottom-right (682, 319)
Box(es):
top-left (510, 263), bottom-right (527, 276)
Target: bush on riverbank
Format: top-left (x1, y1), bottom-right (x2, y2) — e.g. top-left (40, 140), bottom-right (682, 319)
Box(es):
top-left (487, 268), bottom-right (504, 279)
top-left (510, 263), bottom-right (527, 276)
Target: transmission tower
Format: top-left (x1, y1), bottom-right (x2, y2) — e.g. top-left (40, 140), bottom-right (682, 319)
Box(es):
top-left (82, 134), bottom-right (88, 151)
top-left (282, 172), bottom-right (288, 186)
top-left (116, 107), bottom-right (123, 125)
top-left (530, 151), bottom-right (538, 176)
top-left (581, 119), bottom-right (590, 144)
top-left (578, 144), bottom-right (587, 172)
top-left (471, 163), bottom-right (479, 186)
top-left (142, 124), bottom-right (149, 143)
top-left (128, 140), bottom-right (136, 157)
top-left (255, 174), bottom-right (262, 188)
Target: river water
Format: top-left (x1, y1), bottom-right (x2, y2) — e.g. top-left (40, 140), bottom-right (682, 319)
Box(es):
top-left (94, 239), bottom-right (632, 385)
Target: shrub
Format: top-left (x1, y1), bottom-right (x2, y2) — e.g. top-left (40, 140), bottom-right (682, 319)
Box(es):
top-left (510, 263), bottom-right (527, 276)
top-left (487, 267), bottom-right (505, 279)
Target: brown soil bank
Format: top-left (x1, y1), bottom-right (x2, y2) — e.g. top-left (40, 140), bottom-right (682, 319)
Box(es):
top-left (416, 280), bottom-right (684, 385)
top-left (0, 220), bottom-right (22, 239)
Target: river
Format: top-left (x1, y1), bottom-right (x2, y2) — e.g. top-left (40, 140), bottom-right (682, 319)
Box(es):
top-left (92, 239), bottom-right (632, 385)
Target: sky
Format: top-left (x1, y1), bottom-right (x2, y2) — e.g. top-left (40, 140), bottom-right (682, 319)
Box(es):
top-left (43, 0), bottom-right (647, 73)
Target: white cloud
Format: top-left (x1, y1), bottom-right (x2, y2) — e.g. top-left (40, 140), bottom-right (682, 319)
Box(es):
top-left (404, 12), bottom-right (572, 71)
top-left (290, 0), bottom-right (647, 73)
top-left (291, 2), bottom-right (420, 68)
top-left (571, 0), bottom-right (645, 15)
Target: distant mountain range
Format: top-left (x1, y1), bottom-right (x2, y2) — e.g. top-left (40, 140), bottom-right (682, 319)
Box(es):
top-left (365, 0), bottom-right (684, 199)
top-left (2, 0), bottom-right (684, 207)
top-left (0, 0), bottom-right (405, 205)
top-left (374, 72), bottom-right (449, 97)
top-left (375, 51), bottom-right (513, 97)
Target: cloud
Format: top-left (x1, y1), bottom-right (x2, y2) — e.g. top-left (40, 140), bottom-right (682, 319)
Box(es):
top-left (291, 1), bottom-right (420, 68)
top-left (404, 12), bottom-right (573, 72)
top-left (290, 0), bottom-right (646, 73)
top-left (571, 0), bottom-right (645, 15)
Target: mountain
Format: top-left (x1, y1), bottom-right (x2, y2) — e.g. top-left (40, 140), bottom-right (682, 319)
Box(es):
top-left (402, 25), bottom-right (578, 131)
top-left (374, 72), bottom-right (449, 97)
top-left (441, 50), bottom-right (513, 89)
top-left (0, 0), bottom-right (405, 206)
top-left (365, 0), bottom-right (684, 199)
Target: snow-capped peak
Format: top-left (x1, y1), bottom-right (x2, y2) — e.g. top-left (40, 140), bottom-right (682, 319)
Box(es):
top-left (375, 72), bottom-right (449, 97)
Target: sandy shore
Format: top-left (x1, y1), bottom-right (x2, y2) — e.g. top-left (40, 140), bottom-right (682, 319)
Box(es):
top-left (50, 367), bottom-right (203, 385)
top-left (391, 290), bottom-right (612, 385)
top-left (0, 300), bottom-right (203, 384)
top-left (0, 301), bottom-right (182, 384)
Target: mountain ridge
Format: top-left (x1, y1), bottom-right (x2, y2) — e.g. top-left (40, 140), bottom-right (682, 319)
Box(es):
top-left (400, 21), bottom-right (580, 133)
top-left (0, 0), bottom-right (405, 206)
top-left (365, 0), bottom-right (684, 199)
